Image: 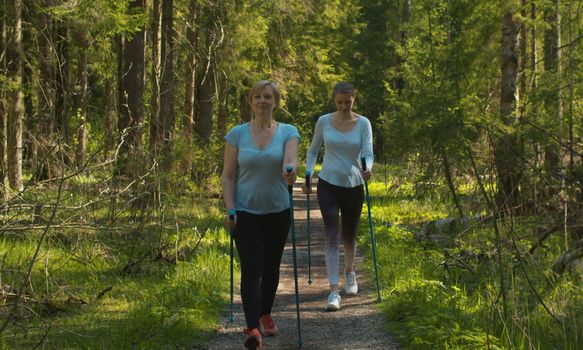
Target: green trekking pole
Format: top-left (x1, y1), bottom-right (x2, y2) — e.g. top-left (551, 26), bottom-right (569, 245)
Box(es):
top-left (228, 209), bottom-right (236, 323)
top-left (361, 158), bottom-right (381, 303)
top-left (285, 165), bottom-right (303, 348)
top-left (305, 171), bottom-right (312, 285)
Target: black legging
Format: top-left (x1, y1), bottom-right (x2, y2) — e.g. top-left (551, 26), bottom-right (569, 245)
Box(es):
top-left (317, 178), bottom-right (364, 286)
top-left (234, 209), bottom-right (290, 329)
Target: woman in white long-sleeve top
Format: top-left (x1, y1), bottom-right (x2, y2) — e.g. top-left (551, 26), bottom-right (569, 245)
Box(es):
top-left (302, 82), bottom-right (373, 311)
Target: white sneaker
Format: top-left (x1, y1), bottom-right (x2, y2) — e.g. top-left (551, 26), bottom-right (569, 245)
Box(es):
top-left (326, 290), bottom-right (341, 311)
top-left (344, 271), bottom-right (358, 295)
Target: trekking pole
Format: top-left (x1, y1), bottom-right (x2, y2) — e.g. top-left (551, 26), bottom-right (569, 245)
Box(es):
top-left (305, 171), bottom-right (312, 285)
top-left (285, 165), bottom-right (303, 348)
top-left (228, 209), bottom-right (236, 323)
top-left (361, 158), bottom-right (381, 303)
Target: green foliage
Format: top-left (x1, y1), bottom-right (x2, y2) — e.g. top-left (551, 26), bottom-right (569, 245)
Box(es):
top-left (0, 181), bottom-right (233, 349)
top-left (358, 172), bottom-right (583, 349)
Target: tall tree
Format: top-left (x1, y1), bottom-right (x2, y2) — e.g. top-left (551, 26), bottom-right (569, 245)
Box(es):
top-left (159, 0), bottom-right (176, 148)
top-left (0, 3), bottom-right (7, 198)
top-left (75, 27), bottom-right (89, 166)
top-left (217, 69), bottom-right (228, 138)
top-left (55, 23), bottom-right (70, 153)
top-left (195, 8), bottom-right (219, 144)
top-left (104, 76), bottom-right (116, 161)
top-left (149, 0), bottom-right (161, 154)
top-left (543, 0), bottom-right (562, 176)
top-left (35, 0), bottom-right (56, 180)
top-left (182, 0), bottom-right (198, 172)
top-left (117, 0), bottom-right (146, 178)
top-left (350, 0), bottom-right (399, 156)
top-left (7, 0), bottom-right (23, 191)
top-left (495, 12), bottom-right (521, 210)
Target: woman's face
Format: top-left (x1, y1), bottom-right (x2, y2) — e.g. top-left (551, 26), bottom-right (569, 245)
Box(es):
top-left (251, 86), bottom-right (277, 115)
top-left (334, 93), bottom-right (355, 113)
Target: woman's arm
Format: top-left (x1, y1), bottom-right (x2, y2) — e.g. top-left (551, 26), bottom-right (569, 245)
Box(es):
top-left (305, 117), bottom-right (324, 175)
top-left (221, 142), bottom-right (238, 227)
top-left (361, 117), bottom-right (374, 180)
top-left (282, 137), bottom-right (299, 185)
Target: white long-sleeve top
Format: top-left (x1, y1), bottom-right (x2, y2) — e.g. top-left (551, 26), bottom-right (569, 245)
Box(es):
top-left (305, 113), bottom-right (374, 188)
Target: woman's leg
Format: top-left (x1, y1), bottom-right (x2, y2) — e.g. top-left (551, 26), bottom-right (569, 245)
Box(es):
top-left (259, 209), bottom-right (290, 316)
top-left (339, 185), bottom-right (364, 273)
top-left (233, 211), bottom-right (263, 329)
top-left (317, 179), bottom-right (341, 291)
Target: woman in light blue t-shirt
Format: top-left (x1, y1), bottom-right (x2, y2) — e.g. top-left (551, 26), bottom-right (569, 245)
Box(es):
top-left (221, 80), bottom-right (299, 350)
top-left (302, 82), bottom-right (373, 312)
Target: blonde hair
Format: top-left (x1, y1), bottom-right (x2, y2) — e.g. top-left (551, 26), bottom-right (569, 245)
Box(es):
top-left (248, 80), bottom-right (281, 110)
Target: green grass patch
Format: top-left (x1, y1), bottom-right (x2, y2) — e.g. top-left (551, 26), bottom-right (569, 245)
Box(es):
top-left (358, 172), bottom-right (583, 349)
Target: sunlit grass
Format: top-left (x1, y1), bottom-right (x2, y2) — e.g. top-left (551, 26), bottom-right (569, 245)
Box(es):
top-left (358, 173), bottom-right (583, 349)
top-left (1, 200), bottom-right (233, 349)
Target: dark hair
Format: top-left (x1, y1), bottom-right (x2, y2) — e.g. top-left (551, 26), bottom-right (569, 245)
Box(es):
top-left (248, 80), bottom-right (281, 110)
top-left (332, 82), bottom-right (356, 98)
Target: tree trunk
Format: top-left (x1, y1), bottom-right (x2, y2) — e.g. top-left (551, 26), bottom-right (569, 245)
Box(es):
top-left (395, 0), bottom-right (409, 93)
top-left (0, 10), bottom-right (7, 199)
top-left (104, 77), bottom-right (115, 161)
top-left (117, 0), bottom-right (146, 178)
top-left (75, 28), bottom-right (88, 166)
top-left (22, 31), bottom-right (35, 177)
top-left (7, 0), bottom-right (23, 192)
top-left (196, 14), bottom-right (217, 144)
top-left (217, 69), bottom-right (228, 138)
top-left (182, 0), bottom-right (198, 172)
top-left (495, 12), bottom-right (521, 211)
top-left (149, 0), bottom-right (161, 155)
top-left (543, 0), bottom-right (562, 177)
top-left (55, 23), bottom-right (70, 156)
top-left (518, 0), bottom-right (527, 116)
top-left (36, 0), bottom-right (56, 180)
top-left (197, 63), bottom-right (215, 143)
top-left (239, 90), bottom-right (251, 123)
top-left (159, 0), bottom-right (175, 146)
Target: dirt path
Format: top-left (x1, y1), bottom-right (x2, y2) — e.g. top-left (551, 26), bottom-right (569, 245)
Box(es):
top-left (201, 180), bottom-right (399, 350)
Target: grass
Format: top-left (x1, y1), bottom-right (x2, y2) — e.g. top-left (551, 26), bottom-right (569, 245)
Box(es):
top-left (2, 163), bottom-right (582, 349)
top-left (358, 171), bottom-right (583, 349)
top-left (0, 175), bottom-right (234, 349)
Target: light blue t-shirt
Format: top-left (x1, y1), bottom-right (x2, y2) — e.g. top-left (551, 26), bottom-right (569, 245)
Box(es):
top-left (225, 122), bottom-right (300, 215)
top-left (306, 114), bottom-right (373, 188)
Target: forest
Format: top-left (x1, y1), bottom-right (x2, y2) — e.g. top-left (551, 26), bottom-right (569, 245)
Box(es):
top-left (0, 0), bottom-right (582, 349)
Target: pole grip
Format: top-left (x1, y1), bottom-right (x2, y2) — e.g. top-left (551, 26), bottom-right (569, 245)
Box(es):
top-left (285, 165), bottom-right (294, 194)
top-left (361, 157), bottom-right (367, 171)
top-left (305, 171), bottom-right (311, 191)
top-left (228, 209), bottom-right (236, 221)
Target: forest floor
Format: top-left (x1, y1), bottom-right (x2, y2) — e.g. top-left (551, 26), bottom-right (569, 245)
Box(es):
top-left (201, 179), bottom-right (399, 350)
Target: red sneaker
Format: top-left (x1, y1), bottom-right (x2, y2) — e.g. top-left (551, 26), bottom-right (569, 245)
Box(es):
top-left (243, 328), bottom-right (262, 350)
top-left (259, 314), bottom-right (278, 336)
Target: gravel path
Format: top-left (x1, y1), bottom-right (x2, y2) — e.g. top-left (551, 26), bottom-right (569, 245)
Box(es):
top-left (201, 180), bottom-right (399, 350)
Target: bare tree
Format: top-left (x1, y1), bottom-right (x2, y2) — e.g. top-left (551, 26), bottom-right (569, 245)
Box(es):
top-left (104, 76), bottom-right (116, 161)
top-left (75, 27), bottom-right (89, 166)
top-left (494, 12), bottom-right (521, 211)
top-left (35, 0), bottom-right (56, 181)
top-left (117, 0), bottom-right (146, 178)
top-left (543, 0), bottom-right (562, 176)
top-left (149, 0), bottom-right (161, 154)
top-left (182, 0), bottom-right (198, 171)
top-left (159, 0), bottom-right (176, 147)
top-left (196, 12), bottom-right (219, 144)
top-left (55, 23), bottom-right (70, 154)
top-left (0, 4), bottom-right (7, 199)
top-left (217, 69), bottom-right (228, 138)
top-left (7, 0), bottom-right (23, 192)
